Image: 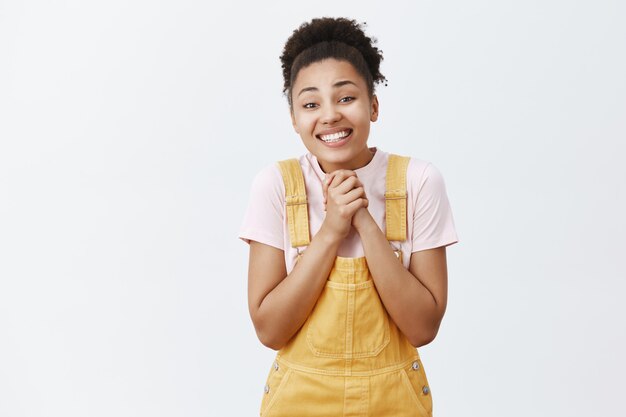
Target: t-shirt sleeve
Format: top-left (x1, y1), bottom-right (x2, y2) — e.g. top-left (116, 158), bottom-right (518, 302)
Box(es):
top-left (238, 164), bottom-right (285, 250)
top-left (409, 161), bottom-right (459, 252)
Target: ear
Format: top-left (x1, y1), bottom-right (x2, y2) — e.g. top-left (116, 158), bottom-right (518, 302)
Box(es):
top-left (290, 108), bottom-right (300, 134)
top-left (370, 94), bottom-right (379, 122)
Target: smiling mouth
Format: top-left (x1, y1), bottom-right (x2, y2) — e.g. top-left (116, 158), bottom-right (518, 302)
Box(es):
top-left (316, 129), bottom-right (353, 143)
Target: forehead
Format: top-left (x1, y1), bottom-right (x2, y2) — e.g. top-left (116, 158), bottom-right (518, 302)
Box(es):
top-left (293, 59), bottom-right (366, 90)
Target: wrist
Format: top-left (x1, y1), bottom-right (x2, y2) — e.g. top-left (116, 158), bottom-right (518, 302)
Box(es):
top-left (317, 223), bottom-right (345, 246)
top-left (353, 208), bottom-right (376, 233)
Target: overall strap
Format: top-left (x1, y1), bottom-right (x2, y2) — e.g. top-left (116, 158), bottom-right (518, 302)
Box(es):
top-left (277, 158), bottom-right (311, 247)
top-left (385, 154), bottom-right (411, 242)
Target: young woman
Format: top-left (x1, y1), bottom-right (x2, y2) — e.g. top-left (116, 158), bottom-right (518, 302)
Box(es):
top-left (239, 17), bottom-right (459, 416)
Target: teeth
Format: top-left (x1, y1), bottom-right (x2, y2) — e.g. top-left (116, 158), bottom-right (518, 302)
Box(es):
top-left (319, 130), bottom-right (350, 142)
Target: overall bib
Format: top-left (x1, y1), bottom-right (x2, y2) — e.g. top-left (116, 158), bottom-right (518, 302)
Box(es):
top-left (260, 155), bottom-right (433, 417)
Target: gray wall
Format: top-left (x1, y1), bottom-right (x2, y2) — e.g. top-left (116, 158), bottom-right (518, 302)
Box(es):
top-left (1, 1), bottom-right (624, 416)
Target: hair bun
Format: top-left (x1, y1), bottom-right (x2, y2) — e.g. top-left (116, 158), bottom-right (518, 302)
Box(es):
top-left (280, 17), bottom-right (387, 104)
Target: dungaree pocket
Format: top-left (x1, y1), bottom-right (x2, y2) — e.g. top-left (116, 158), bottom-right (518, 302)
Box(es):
top-left (399, 358), bottom-right (433, 416)
top-left (306, 279), bottom-right (390, 358)
top-left (260, 360), bottom-right (292, 417)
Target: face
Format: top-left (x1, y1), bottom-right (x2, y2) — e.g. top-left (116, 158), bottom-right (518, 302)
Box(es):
top-left (290, 58), bottom-right (379, 173)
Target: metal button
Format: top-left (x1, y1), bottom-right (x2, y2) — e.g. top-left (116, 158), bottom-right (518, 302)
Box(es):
top-left (422, 385), bottom-right (430, 395)
top-left (273, 361), bottom-right (279, 371)
top-left (411, 361), bottom-right (420, 371)
top-left (264, 384), bottom-right (270, 394)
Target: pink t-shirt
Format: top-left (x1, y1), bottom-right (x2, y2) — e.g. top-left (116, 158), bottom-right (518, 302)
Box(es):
top-left (238, 148), bottom-right (459, 273)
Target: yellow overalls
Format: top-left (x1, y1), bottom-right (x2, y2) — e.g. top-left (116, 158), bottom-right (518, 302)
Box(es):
top-left (260, 155), bottom-right (433, 416)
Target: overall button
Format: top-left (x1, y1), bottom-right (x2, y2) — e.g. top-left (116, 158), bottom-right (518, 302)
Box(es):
top-left (273, 361), bottom-right (279, 371)
top-left (411, 361), bottom-right (420, 371)
top-left (422, 385), bottom-right (430, 395)
top-left (264, 384), bottom-right (270, 394)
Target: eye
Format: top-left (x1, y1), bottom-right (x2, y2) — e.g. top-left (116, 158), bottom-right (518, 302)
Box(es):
top-left (303, 102), bottom-right (317, 109)
top-left (339, 96), bottom-right (355, 103)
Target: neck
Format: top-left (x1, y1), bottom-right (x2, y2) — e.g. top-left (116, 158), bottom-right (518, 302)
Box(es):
top-left (318, 147), bottom-right (375, 173)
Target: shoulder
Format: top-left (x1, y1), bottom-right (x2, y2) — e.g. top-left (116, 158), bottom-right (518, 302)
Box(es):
top-left (250, 154), bottom-right (310, 195)
top-left (246, 162), bottom-right (285, 206)
top-left (406, 157), bottom-right (447, 192)
top-left (250, 161), bottom-right (283, 190)
top-left (377, 150), bottom-right (433, 177)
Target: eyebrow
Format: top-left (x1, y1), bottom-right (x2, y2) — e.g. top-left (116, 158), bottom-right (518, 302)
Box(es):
top-left (297, 80), bottom-right (358, 97)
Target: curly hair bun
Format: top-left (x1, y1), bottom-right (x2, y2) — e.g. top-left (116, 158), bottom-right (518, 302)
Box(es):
top-left (280, 17), bottom-right (387, 105)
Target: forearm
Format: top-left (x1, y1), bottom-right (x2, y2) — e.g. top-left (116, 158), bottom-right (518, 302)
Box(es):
top-left (357, 219), bottom-right (443, 347)
top-left (254, 226), bottom-right (340, 350)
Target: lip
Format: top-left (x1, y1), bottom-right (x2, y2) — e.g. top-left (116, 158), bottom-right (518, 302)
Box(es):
top-left (315, 127), bottom-right (352, 139)
top-left (317, 129), bottom-right (353, 148)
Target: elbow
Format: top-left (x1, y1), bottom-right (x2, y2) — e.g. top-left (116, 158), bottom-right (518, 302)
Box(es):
top-left (408, 331), bottom-right (436, 348)
top-left (407, 322), bottom-right (442, 348)
top-left (408, 305), bottom-right (446, 347)
top-left (409, 335), bottom-right (435, 348)
top-left (257, 329), bottom-right (285, 351)
top-left (252, 317), bottom-right (287, 351)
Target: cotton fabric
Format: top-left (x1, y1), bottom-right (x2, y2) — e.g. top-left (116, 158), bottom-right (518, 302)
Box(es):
top-left (244, 154), bottom-right (446, 416)
top-left (239, 147), bottom-right (459, 272)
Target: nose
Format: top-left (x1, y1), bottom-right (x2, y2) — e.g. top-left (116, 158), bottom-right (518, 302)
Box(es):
top-left (320, 103), bottom-right (341, 124)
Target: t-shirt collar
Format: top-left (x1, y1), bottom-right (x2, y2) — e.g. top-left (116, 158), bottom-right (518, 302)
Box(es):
top-left (308, 147), bottom-right (383, 182)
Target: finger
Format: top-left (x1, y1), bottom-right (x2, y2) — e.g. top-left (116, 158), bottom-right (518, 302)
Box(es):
top-left (323, 172), bottom-right (337, 202)
top-left (329, 170), bottom-right (357, 188)
top-left (334, 175), bottom-right (361, 195)
top-left (344, 198), bottom-right (366, 217)
top-left (323, 172), bottom-right (339, 202)
top-left (324, 172), bottom-right (337, 187)
top-left (327, 177), bottom-right (362, 206)
top-left (349, 177), bottom-right (365, 193)
top-left (338, 186), bottom-right (366, 205)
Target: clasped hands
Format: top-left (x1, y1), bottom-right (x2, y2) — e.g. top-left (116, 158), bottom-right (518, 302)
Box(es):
top-left (321, 170), bottom-right (375, 240)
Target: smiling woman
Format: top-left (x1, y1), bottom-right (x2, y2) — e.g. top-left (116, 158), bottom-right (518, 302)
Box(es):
top-left (238, 17), bottom-right (459, 416)
top-left (290, 59), bottom-right (378, 172)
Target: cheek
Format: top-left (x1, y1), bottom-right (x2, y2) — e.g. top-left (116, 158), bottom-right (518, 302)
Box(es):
top-left (347, 106), bottom-right (372, 126)
top-left (295, 113), bottom-right (316, 132)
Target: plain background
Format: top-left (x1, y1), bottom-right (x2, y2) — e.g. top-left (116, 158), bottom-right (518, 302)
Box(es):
top-left (1, 1), bottom-right (625, 416)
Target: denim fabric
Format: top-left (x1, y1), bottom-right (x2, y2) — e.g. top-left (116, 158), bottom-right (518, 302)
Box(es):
top-left (261, 156), bottom-right (433, 416)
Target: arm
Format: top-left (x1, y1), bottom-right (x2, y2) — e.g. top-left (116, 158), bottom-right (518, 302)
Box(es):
top-left (352, 208), bottom-right (448, 347)
top-left (247, 171), bottom-right (368, 350)
top-left (322, 169), bottom-right (450, 348)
